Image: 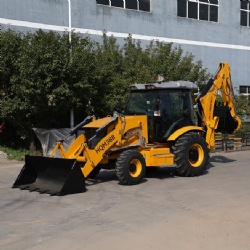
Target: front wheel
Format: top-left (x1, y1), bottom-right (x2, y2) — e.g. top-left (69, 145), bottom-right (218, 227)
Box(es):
top-left (172, 132), bottom-right (209, 177)
top-left (115, 150), bottom-right (146, 185)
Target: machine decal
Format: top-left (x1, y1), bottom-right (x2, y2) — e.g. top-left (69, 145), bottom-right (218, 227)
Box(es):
top-left (95, 134), bottom-right (116, 154)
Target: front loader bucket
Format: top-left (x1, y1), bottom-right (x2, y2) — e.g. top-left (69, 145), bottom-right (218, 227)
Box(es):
top-left (214, 105), bottom-right (239, 134)
top-left (12, 155), bottom-right (85, 195)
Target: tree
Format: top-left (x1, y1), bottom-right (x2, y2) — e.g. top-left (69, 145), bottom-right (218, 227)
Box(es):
top-left (0, 29), bottom-right (27, 147)
top-left (0, 30), bottom-right (96, 147)
top-left (0, 29), bottom-right (211, 149)
top-left (90, 34), bottom-right (124, 117)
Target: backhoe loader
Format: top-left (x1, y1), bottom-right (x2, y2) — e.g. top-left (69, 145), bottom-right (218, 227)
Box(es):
top-left (13, 62), bottom-right (241, 195)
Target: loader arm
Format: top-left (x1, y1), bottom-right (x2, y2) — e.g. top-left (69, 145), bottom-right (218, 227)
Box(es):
top-left (196, 62), bottom-right (241, 149)
top-left (79, 115), bottom-right (147, 178)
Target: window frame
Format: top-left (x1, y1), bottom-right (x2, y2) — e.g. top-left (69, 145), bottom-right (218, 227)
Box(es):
top-left (240, 0), bottom-right (250, 27)
top-left (96, 0), bottom-right (151, 12)
top-left (239, 85), bottom-right (250, 95)
top-left (178, 0), bottom-right (219, 23)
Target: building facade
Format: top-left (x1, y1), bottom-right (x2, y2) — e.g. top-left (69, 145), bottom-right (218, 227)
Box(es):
top-left (1, 0), bottom-right (250, 94)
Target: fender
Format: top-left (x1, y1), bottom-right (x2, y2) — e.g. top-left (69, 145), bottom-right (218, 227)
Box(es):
top-left (167, 126), bottom-right (204, 141)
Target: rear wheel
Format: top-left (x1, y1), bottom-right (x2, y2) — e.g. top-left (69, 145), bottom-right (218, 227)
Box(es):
top-left (115, 150), bottom-right (146, 185)
top-left (172, 132), bottom-right (209, 177)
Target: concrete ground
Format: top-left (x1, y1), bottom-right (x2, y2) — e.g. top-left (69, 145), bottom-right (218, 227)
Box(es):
top-left (0, 150), bottom-right (250, 250)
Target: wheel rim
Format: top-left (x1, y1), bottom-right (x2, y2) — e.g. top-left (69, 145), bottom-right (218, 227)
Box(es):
top-left (188, 143), bottom-right (204, 168)
top-left (129, 159), bottom-right (142, 177)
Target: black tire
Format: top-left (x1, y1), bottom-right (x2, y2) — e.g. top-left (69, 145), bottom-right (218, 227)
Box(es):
top-left (115, 150), bottom-right (146, 185)
top-left (172, 132), bottom-right (209, 177)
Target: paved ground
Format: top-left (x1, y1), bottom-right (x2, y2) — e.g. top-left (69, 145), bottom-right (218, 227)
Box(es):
top-left (0, 150), bottom-right (250, 250)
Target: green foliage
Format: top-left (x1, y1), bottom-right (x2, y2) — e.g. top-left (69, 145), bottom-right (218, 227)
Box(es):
top-left (91, 34), bottom-right (124, 116)
top-left (146, 41), bottom-right (210, 84)
top-left (0, 146), bottom-right (36, 161)
top-left (234, 95), bottom-right (250, 119)
top-left (0, 28), bottom-right (211, 148)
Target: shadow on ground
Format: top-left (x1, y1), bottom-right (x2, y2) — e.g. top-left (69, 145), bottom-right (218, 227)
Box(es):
top-left (210, 155), bottom-right (236, 163)
top-left (86, 167), bottom-right (176, 187)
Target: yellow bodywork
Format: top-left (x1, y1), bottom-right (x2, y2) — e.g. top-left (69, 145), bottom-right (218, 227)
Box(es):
top-left (141, 147), bottom-right (174, 167)
top-left (49, 115), bottom-right (205, 177)
top-left (167, 125), bottom-right (203, 141)
top-left (50, 115), bottom-right (151, 177)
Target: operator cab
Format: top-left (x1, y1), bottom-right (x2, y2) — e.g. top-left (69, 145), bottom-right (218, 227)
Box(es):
top-left (124, 81), bottom-right (198, 143)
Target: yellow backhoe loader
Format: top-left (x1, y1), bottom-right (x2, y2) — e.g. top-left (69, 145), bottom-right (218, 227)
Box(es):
top-left (13, 62), bottom-right (241, 195)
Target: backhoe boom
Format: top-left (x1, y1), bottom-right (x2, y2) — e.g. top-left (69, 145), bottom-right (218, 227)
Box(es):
top-left (196, 62), bottom-right (241, 149)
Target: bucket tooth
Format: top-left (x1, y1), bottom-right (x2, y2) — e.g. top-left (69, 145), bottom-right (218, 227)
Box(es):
top-left (39, 190), bottom-right (49, 194)
top-left (13, 155), bottom-right (86, 196)
top-left (29, 188), bottom-right (39, 192)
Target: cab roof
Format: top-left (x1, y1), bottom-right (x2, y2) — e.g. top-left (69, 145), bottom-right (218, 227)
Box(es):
top-left (129, 81), bottom-right (198, 91)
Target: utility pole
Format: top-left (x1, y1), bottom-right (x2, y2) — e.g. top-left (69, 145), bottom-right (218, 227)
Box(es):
top-left (68, 0), bottom-right (74, 129)
top-left (68, 0), bottom-right (72, 48)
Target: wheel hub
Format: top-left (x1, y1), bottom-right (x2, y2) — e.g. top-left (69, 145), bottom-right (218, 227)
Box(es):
top-left (129, 159), bottom-right (142, 177)
top-left (188, 143), bottom-right (204, 168)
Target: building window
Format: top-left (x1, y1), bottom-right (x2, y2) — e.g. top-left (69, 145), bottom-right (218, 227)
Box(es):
top-left (239, 86), bottom-right (250, 95)
top-left (96, 0), bottom-right (151, 12)
top-left (241, 0), bottom-right (250, 27)
top-left (177, 0), bottom-right (219, 22)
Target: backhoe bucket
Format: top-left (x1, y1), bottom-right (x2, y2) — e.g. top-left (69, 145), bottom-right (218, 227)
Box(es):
top-left (12, 155), bottom-right (85, 195)
top-left (214, 105), bottom-right (239, 134)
